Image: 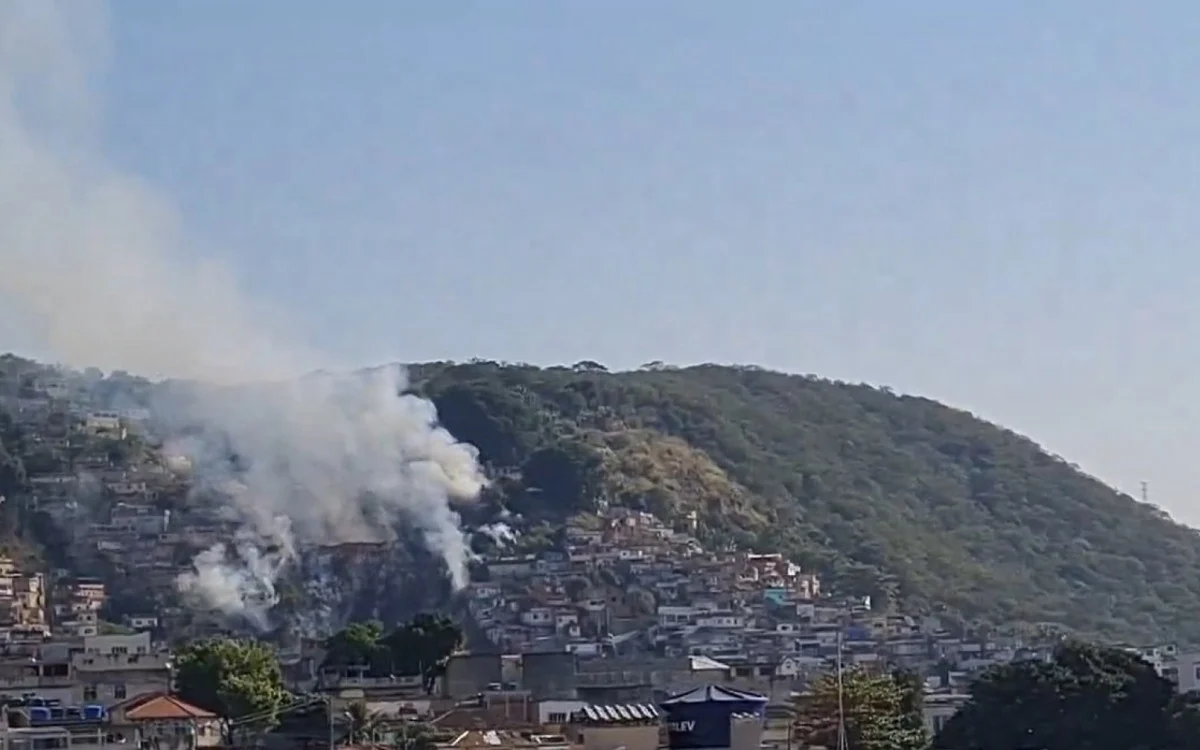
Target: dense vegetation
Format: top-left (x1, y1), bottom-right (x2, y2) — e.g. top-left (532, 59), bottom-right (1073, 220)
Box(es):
top-left (413, 360), bottom-right (1200, 643)
top-left (321, 614), bottom-right (463, 693)
top-left (798, 668), bottom-right (927, 750)
top-left (4, 352), bottom-right (1200, 642)
top-left (175, 637), bottom-right (288, 720)
top-left (934, 641), bottom-right (1200, 750)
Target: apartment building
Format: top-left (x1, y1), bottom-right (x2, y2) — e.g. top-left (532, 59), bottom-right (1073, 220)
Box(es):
top-left (74, 633), bottom-right (171, 707)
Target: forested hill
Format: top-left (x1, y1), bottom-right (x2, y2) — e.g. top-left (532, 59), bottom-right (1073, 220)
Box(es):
top-left (414, 360), bottom-right (1200, 643)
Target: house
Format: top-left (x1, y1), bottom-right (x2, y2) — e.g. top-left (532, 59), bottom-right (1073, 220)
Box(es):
top-left (923, 692), bottom-right (969, 736)
top-left (73, 633), bottom-right (172, 706)
top-left (84, 412), bottom-right (124, 437)
top-left (126, 615), bottom-right (159, 631)
top-left (110, 693), bottom-right (223, 747)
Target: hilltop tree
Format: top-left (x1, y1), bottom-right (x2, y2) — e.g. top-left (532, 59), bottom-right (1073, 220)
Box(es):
top-left (934, 641), bottom-right (1199, 750)
top-left (174, 638), bottom-right (288, 720)
top-left (797, 668), bottom-right (927, 750)
top-left (517, 440), bottom-right (605, 513)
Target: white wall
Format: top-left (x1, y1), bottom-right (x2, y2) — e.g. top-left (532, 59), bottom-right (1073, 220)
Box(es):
top-left (537, 700), bottom-right (586, 725)
top-left (1173, 652), bottom-right (1200, 693)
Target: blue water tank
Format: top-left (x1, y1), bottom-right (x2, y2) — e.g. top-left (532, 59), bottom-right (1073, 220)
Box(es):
top-left (28, 697), bottom-right (45, 708)
top-left (660, 685), bottom-right (767, 750)
top-left (48, 706), bottom-right (65, 720)
top-left (29, 707), bottom-right (51, 723)
top-left (83, 705), bottom-right (105, 720)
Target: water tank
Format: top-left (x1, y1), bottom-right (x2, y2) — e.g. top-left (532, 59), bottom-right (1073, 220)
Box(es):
top-left (84, 705), bottom-right (105, 720)
top-left (659, 685), bottom-right (767, 750)
top-left (29, 707), bottom-right (50, 723)
top-left (48, 707), bottom-right (64, 721)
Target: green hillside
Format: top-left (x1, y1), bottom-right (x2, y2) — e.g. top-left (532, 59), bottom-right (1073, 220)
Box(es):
top-left (3, 353), bottom-right (1197, 643)
top-left (415, 360), bottom-right (1200, 644)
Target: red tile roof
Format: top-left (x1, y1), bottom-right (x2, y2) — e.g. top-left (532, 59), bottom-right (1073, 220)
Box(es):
top-left (123, 693), bottom-right (217, 721)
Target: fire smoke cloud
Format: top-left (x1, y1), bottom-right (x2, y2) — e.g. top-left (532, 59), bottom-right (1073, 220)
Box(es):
top-left (0, 0), bottom-right (486, 626)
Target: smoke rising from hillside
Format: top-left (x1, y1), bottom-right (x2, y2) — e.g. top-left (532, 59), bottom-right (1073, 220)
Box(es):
top-left (0, 0), bottom-right (485, 625)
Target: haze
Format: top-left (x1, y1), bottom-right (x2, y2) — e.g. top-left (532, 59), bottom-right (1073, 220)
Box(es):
top-left (2, 2), bottom-right (1198, 523)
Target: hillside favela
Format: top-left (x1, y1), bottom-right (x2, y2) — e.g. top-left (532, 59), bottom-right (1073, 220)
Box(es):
top-left (0, 354), bottom-right (1196, 750)
top-left (4, 0), bottom-right (1200, 749)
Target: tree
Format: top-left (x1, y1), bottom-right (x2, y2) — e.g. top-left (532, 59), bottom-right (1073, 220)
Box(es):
top-left (174, 638), bottom-right (288, 720)
top-left (380, 613), bottom-right (463, 693)
top-left (519, 440), bottom-right (604, 512)
top-left (321, 614), bottom-right (464, 693)
top-left (891, 668), bottom-right (928, 746)
top-left (396, 721), bottom-right (437, 750)
top-left (934, 641), bottom-right (1198, 750)
top-left (0, 444), bottom-right (23, 498)
top-left (322, 620), bottom-right (385, 670)
top-left (797, 668), bottom-right (927, 750)
top-left (345, 701), bottom-right (384, 744)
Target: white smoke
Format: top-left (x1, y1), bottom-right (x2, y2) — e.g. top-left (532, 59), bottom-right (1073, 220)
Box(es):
top-left (0, 0), bottom-right (486, 626)
top-left (476, 521), bottom-right (519, 548)
top-left (181, 540), bottom-right (283, 632)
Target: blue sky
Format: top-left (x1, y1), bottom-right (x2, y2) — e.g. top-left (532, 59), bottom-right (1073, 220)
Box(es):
top-left (83, 2), bottom-right (1200, 521)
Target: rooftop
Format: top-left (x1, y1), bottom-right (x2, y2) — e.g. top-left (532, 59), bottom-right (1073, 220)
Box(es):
top-left (120, 694), bottom-right (216, 721)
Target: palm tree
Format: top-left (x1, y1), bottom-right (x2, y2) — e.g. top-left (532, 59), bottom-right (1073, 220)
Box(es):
top-left (395, 722), bottom-right (436, 750)
top-left (345, 701), bottom-right (384, 745)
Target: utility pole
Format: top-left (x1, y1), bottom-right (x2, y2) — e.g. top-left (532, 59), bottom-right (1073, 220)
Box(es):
top-left (1141, 481), bottom-right (1149, 505)
top-left (836, 629), bottom-right (847, 750)
top-left (328, 696), bottom-right (335, 750)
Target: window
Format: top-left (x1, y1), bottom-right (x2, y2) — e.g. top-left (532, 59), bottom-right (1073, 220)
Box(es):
top-left (547, 713), bottom-right (567, 724)
top-left (83, 686), bottom-right (97, 701)
top-left (113, 684), bottom-right (126, 700)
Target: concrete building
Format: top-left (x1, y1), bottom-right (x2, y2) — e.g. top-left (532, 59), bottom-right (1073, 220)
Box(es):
top-left (522, 652), bottom-right (579, 701)
top-left (73, 633), bottom-right (172, 707)
top-left (570, 704), bottom-right (662, 750)
top-left (444, 653), bottom-right (504, 699)
top-left (922, 693), bottom-right (969, 737)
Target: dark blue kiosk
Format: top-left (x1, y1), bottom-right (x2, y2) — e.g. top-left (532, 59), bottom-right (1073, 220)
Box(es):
top-left (660, 685), bottom-right (768, 750)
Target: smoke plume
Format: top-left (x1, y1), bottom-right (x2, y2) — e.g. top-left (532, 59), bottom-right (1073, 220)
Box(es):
top-left (0, 0), bottom-right (486, 625)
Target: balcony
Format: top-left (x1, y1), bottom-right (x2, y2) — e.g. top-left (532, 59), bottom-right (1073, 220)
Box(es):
top-left (71, 653), bottom-right (171, 672)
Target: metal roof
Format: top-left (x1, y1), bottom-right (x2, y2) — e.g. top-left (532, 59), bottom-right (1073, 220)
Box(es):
top-left (581, 703), bottom-right (660, 723)
top-left (660, 685), bottom-right (768, 706)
